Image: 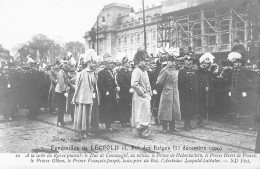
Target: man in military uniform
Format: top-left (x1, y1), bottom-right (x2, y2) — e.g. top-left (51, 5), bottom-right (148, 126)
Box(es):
top-left (97, 54), bottom-right (118, 131)
top-left (225, 58), bottom-right (258, 126)
top-left (178, 55), bottom-right (199, 130)
top-left (48, 61), bottom-right (60, 114)
top-left (197, 59), bottom-right (214, 127)
top-left (25, 62), bottom-right (42, 118)
top-left (149, 58), bottom-right (162, 125)
top-left (116, 57), bottom-right (132, 127)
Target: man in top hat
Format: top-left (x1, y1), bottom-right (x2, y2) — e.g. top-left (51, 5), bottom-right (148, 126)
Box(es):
top-left (178, 55), bottom-right (199, 130)
top-left (97, 53), bottom-right (118, 131)
top-left (116, 57), bottom-right (132, 127)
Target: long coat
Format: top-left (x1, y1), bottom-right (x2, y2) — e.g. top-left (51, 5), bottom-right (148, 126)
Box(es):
top-left (72, 68), bottom-right (95, 131)
top-left (116, 68), bottom-right (132, 119)
top-left (226, 68), bottom-right (260, 116)
top-left (131, 67), bottom-right (152, 128)
top-left (197, 68), bottom-right (214, 116)
top-left (156, 66), bottom-right (181, 121)
top-left (150, 66), bottom-right (162, 111)
top-left (97, 68), bottom-right (118, 123)
top-left (178, 66), bottom-right (199, 120)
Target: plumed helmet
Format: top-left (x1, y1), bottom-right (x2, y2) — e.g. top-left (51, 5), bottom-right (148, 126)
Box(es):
top-left (133, 50), bottom-right (152, 65)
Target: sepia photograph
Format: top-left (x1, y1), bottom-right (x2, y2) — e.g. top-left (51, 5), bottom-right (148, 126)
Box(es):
top-left (0, 0), bottom-right (260, 168)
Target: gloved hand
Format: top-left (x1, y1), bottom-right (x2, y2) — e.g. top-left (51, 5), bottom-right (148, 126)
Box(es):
top-left (242, 92), bottom-right (247, 97)
top-left (129, 88), bottom-right (134, 93)
top-left (153, 90), bottom-right (157, 95)
top-left (228, 92), bottom-right (231, 96)
top-left (116, 86), bottom-right (120, 91)
top-left (92, 93), bottom-right (96, 99)
top-left (64, 93), bottom-right (68, 98)
top-left (106, 91), bottom-right (109, 95)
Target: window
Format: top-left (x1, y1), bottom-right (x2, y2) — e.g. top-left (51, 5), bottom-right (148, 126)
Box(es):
top-left (136, 33), bottom-right (140, 42)
top-left (152, 30), bottom-right (156, 40)
top-left (146, 32), bottom-right (149, 42)
top-left (124, 36), bottom-right (127, 44)
top-left (131, 35), bottom-right (134, 43)
top-left (118, 38), bottom-right (121, 46)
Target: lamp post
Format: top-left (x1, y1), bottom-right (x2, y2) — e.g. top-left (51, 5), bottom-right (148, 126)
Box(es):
top-left (129, 1), bottom-right (147, 51)
top-left (142, 0), bottom-right (147, 51)
top-left (96, 10), bottom-right (106, 55)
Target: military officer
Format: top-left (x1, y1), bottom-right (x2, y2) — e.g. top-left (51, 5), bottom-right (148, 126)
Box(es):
top-left (116, 57), bottom-right (132, 127)
top-left (97, 54), bottom-right (118, 131)
top-left (225, 58), bottom-right (257, 126)
top-left (178, 55), bottom-right (199, 130)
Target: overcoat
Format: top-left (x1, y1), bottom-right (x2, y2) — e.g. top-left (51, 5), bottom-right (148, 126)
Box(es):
top-left (156, 65), bottom-right (181, 121)
top-left (197, 68), bottom-right (214, 116)
top-left (226, 68), bottom-right (260, 116)
top-left (178, 66), bottom-right (199, 120)
top-left (97, 68), bottom-right (118, 123)
top-left (72, 68), bottom-right (95, 131)
top-left (131, 67), bottom-right (152, 128)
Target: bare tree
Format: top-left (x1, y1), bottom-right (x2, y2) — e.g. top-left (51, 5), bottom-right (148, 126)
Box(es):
top-left (64, 41), bottom-right (85, 61)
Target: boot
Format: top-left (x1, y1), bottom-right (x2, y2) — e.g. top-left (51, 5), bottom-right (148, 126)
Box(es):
top-left (154, 117), bottom-right (159, 126)
top-left (170, 120), bottom-right (180, 132)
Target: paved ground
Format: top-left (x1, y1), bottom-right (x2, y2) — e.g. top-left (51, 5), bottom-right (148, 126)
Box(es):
top-left (0, 109), bottom-right (257, 153)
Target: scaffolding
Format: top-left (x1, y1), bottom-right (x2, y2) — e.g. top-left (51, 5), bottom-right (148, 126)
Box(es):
top-left (157, 0), bottom-right (260, 57)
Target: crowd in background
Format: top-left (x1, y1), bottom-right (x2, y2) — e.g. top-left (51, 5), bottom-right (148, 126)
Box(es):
top-left (0, 44), bottom-right (260, 152)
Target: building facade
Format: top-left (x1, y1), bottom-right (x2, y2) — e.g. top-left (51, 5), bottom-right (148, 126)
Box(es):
top-left (84, 0), bottom-right (260, 61)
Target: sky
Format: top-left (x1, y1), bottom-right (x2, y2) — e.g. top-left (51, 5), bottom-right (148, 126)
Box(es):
top-left (0, 0), bottom-right (161, 54)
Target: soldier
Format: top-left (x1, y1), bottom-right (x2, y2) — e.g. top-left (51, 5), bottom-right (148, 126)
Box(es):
top-left (55, 63), bottom-right (71, 127)
top-left (178, 55), bottom-right (199, 130)
top-left (97, 54), bottom-right (118, 131)
top-left (215, 60), bottom-right (234, 121)
top-left (48, 60), bottom-right (60, 114)
top-left (131, 50), bottom-right (152, 139)
top-left (225, 57), bottom-right (258, 127)
top-left (149, 59), bottom-right (162, 125)
top-left (116, 57), bottom-right (132, 127)
top-left (197, 58), bottom-right (214, 127)
top-left (156, 54), bottom-right (181, 134)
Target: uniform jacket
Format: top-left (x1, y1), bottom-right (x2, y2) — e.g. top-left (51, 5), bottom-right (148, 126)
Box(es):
top-left (97, 68), bottom-right (118, 122)
top-left (116, 68), bottom-right (131, 99)
top-left (156, 65), bottom-right (181, 121)
top-left (55, 69), bottom-right (69, 93)
top-left (197, 67), bottom-right (215, 109)
top-left (178, 66), bottom-right (199, 119)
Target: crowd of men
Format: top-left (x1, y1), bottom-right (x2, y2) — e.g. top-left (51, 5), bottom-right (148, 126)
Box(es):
top-left (0, 45), bottom-right (260, 153)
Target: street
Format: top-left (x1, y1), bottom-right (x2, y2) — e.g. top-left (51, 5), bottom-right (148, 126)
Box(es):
top-left (0, 109), bottom-right (257, 154)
